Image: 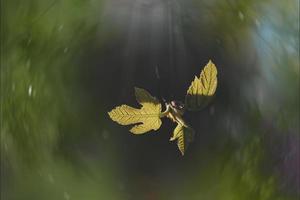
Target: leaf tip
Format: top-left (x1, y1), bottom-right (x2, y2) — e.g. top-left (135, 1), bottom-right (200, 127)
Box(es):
top-left (207, 59), bottom-right (217, 72)
top-left (107, 109), bottom-right (113, 118)
top-left (180, 149), bottom-right (185, 156)
top-left (134, 86), bottom-right (141, 91)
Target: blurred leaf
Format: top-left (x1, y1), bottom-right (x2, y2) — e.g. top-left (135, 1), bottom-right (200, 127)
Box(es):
top-left (185, 60), bottom-right (218, 111)
top-left (170, 123), bottom-right (195, 155)
top-left (108, 87), bottom-right (162, 134)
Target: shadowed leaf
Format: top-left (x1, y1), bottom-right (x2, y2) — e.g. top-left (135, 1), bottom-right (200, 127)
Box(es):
top-left (185, 60), bottom-right (218, 111)
top-left (170, 124), bottom-right (195, 155)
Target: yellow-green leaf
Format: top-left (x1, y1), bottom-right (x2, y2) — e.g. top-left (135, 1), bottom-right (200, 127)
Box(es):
top-left (185, 60), bottom-right (218, 111)
top-left (108, 87), bottom-right (162, 134)
top-left (170, 124), bottom-right (194, 155)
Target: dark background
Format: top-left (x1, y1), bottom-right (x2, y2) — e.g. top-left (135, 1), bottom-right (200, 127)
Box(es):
top-left (1, 0), bottom-right (299, 199)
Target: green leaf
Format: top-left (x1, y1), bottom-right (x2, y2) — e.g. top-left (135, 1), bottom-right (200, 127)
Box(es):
top-left (185, 60), bottom-right (218, 111)
top-left (170, 124), bottom-right (195, 155)
top-left (108, 87), bottom-right (162, 134)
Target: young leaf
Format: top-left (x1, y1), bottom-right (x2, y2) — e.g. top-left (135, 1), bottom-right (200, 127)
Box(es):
top-left (108, 87), bottom-right (162, 134)
top-left (170, 124), bottom-right (195, 155)
top-left (185, 60), bottom-right (218, 111)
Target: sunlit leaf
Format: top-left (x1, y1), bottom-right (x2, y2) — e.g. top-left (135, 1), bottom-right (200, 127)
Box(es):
top-left (108, 87), bottom-right (162, 134)
top-left (170, 123), bottom-right (195, 155)
top-left (185, 60), bottom-right (218, 111)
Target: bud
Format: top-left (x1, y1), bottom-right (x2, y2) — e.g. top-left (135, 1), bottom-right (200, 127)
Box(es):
top-left (170, 100), bottom-right (185, 115)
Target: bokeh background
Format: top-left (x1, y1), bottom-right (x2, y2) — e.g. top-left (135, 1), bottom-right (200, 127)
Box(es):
top-left (1, 0), bottom-right (299, 199)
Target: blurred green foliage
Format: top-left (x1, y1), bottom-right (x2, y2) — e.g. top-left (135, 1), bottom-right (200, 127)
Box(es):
top-left (1, 0), bottom-right (100, 165)
top-left (1, 0), bottom-right (122, 199)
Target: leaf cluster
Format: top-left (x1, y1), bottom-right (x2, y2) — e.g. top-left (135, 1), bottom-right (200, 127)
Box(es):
top-left (108, 60), bottom-right (218, 155)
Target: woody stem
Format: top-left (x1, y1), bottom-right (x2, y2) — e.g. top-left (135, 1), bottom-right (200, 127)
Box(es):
top-left (159, 103), bottom-right (171, 118)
